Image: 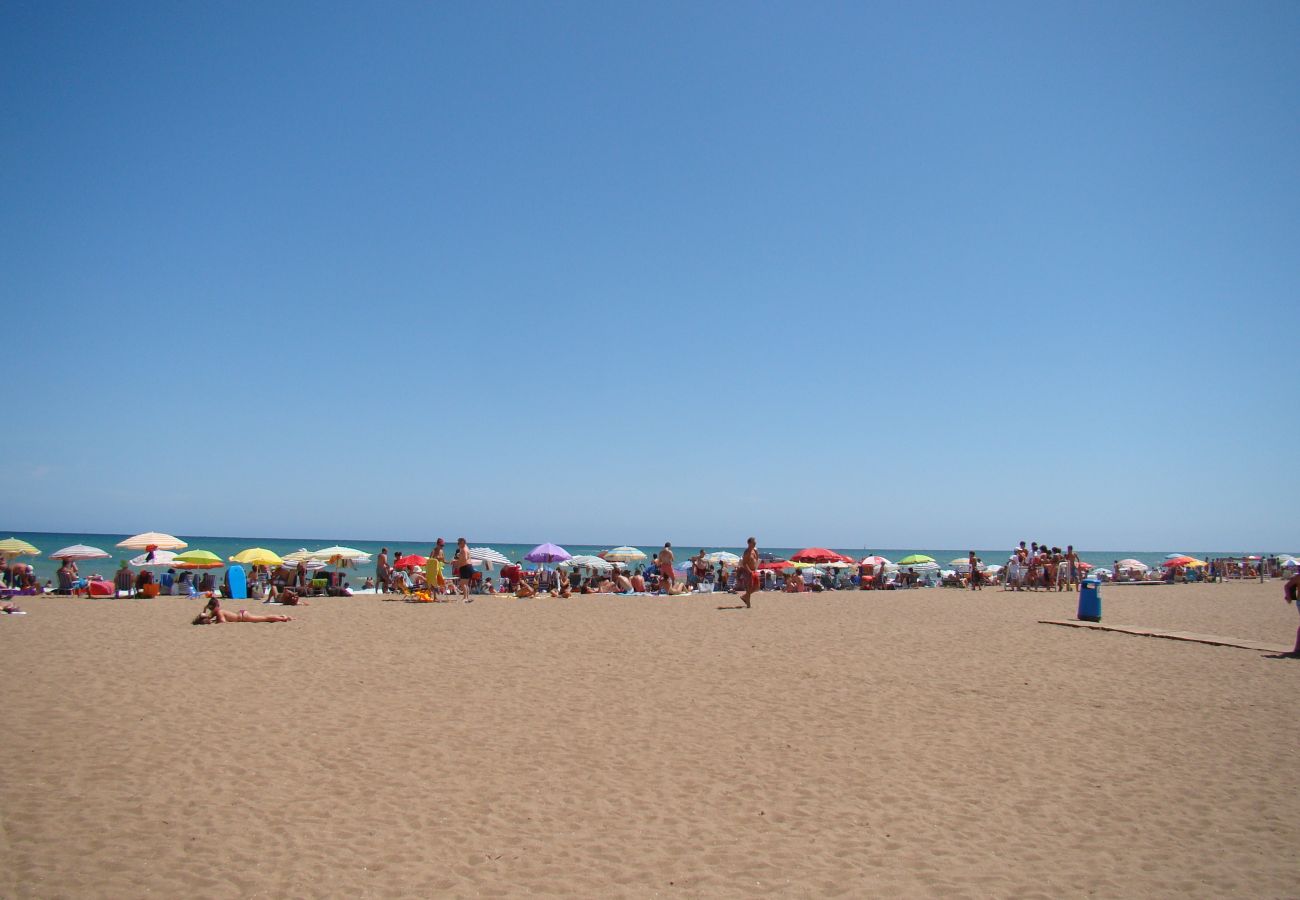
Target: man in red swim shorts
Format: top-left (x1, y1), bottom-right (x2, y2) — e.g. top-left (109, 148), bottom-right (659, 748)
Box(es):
top-left (657, 542), bottom-right (675, 593)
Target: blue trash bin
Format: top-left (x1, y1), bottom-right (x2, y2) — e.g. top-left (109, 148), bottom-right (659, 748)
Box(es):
top-left (1077, 578), bottom-right (1101, 622)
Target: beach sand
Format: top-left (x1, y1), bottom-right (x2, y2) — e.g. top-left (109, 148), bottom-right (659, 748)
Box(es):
top-left (2, 581), bottom-right (1297, 897)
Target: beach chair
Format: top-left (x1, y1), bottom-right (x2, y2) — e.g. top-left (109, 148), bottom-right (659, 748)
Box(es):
top-left (114, 569), bottom-right (134, 598)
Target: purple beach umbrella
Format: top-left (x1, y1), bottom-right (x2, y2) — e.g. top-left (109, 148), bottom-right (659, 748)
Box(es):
top-left (524, 542), bottom-right (571, 563)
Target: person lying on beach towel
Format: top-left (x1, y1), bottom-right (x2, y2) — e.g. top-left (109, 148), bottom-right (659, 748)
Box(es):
top-left (193, 596), bottom-right (292, 625)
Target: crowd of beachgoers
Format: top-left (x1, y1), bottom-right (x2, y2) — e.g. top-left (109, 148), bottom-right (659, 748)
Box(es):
top-left (3, 533), bottom-right (1295, 609)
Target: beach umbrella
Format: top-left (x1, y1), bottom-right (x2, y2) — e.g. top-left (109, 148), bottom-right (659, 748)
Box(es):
top-left (704, 551), bottom-right (741, 565)
top-left (860, 555), bottom-right (892, 567)
top-left (117, 532), bottom-right (187, 551)
top-left (757, 560), bottom-right (794, 570)
top-left (229, 548), bottom-right (284, 567)
top-left (282, 548), bottom-right (314, 563)
top-left (173, 550), bottom-right (223, 569)
top-left (897, 554), bottom-right (936, 566)
top-left (603, 546), bottom-right (647, 563)
top-left (394, 554), bottom-right (428, 570)
top-left (1164, 553), bottom-right (1189, 560)
top-left (563, 555), bottom-right (611, 570)
top-left (309, 545), bottom-right (367, 562)
top-left (469, 547), bottom-right (511, 567)
top-left (49, 544), bottom-right (110, 562)
top-left (1116, 558), bottom-right (1149, 570)
top-left (525, 542), bottom-right (571, 563)
top-left (0, 537), bottom-right (40, 557)
top-left (130, 550), bottom-right (178, 567)
top-left (791, 547), bottom-right (849, 563)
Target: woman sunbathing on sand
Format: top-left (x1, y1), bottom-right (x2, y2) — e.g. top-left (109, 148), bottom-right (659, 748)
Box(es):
top-left (193, 597), bottom-right (292, 625)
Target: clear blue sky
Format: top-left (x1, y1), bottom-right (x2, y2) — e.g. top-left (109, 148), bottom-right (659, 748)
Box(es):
top-left (3, 1), bottom-right (1297, 550)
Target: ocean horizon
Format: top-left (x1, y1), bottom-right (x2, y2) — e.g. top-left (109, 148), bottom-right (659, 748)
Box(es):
top-left (1, 530), bottom-right (1283, 584)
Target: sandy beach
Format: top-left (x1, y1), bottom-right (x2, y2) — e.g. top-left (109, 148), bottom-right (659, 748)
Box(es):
top-left (2, 581), bottom-right (1297, 897)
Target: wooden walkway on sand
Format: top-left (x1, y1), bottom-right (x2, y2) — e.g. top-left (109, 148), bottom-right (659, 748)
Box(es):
top-left (1039, 619), bottom-right (1291, 654)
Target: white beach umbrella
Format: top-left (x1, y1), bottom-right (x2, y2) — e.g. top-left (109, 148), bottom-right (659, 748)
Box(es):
top-left (49, 544), bottom-right (111, 562)
top-left (282, 548), bottom-right (313, 563)
top-left (130, 550), bottom-right (178, 567)
top-left (563, 555), bottom-right (612, 570)
top-left (309, 545), bottom-right (366, 560)
top-left (469, 547), bottom-right (511, 567)
top-left (117, 532), bottom-right (188, 551)
top-left (1116, 558), bottom-right (1149, 570)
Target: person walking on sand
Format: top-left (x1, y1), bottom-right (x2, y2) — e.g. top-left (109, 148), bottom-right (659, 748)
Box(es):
top-left (657, 542), bottom-right (676, 594)
top-left (968, 551), bottom-right (982, 591)
top-left (426, 538), bottom-right (447, 597)
top-left (739, 537), bottom-right (760, 608)
top-left (377, 547), bottom-right (390, 594)
top-left (1284, 572), bottom-right (1300, 657)
top-left (453, 538), bottom-right (474, 603)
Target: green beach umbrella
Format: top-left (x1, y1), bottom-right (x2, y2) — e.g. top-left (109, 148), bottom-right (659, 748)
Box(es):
top-left (897, 554), bottom-right (936, 565)
top-left (173, 549), bottom-right (223, 569)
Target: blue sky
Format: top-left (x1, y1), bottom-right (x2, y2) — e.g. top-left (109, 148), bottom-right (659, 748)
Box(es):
top-left (3, 1), bottom-right (1297, 549)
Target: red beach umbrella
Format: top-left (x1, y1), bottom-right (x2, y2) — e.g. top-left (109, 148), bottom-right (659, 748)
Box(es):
top-left (394, 554), bottom-right (428, 570)
top-left (757, 560), bottom-right (794, 570)
top-left (791, 548), bottom-right (851, 563)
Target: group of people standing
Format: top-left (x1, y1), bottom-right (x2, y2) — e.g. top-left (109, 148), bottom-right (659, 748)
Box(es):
top-left (1004, 541), bottom-right (1082, 591)
top-left (375, 538), bottom-right (479, 603)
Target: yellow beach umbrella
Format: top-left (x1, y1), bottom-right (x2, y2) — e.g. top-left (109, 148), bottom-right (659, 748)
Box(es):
top-left (229, 548), bottom-right (284, 566)
top-left (0, 537), bottom-right (40, 556)
top-left (117, 532), bottom-right (188, 551)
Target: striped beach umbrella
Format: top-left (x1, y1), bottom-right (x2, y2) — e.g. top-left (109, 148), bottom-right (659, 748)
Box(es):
top-left (117, 532), bottom-right (188, 551)
top-left (50, 544), bottom-right (110, 562)
top-left (0, 537), bottom-right (40, 556)
top-left (603, 546), bottom-right (647, 563)
top-left (469, 547), bottom-right (511, 567)
top-left (563, 555), bottom-right (611, 570)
